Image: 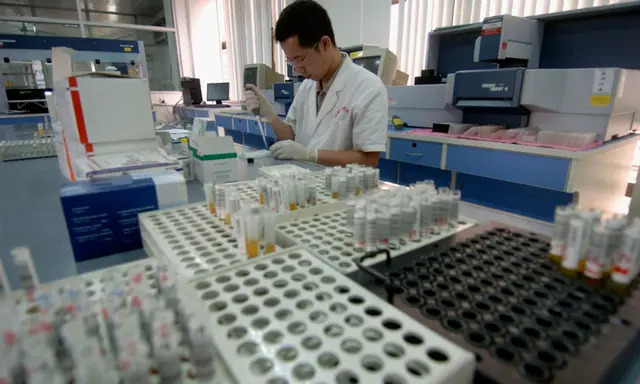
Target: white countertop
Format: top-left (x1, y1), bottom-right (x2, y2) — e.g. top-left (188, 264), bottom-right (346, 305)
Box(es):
top-left (387, 130), bottom-right (640, 159)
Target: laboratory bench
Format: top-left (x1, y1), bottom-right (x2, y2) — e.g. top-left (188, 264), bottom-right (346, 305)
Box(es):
top-left (176, 106), bottom-right (636, 223)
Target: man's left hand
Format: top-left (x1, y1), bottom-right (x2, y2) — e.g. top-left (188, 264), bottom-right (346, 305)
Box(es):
top-left (270, 140), bottom-right (318, 163)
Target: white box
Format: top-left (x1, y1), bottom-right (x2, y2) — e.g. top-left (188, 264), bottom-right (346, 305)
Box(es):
top-left (55, 74), bottom-right (156, 156)
top-left (189, 135), bottom-right (238, 183)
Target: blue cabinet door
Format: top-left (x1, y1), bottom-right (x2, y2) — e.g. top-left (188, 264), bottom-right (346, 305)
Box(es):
top-left (388, 138), bottom-right (442, 168)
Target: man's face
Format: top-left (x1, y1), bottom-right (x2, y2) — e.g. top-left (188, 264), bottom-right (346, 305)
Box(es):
top-left (281, 35), bottom-right (329, 81)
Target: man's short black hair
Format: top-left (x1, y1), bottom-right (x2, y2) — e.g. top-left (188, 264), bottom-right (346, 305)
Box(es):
top-left (275, 0), bottom-right (336, 48)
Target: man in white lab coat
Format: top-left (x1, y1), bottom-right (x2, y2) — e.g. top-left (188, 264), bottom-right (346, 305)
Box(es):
top-left (244, 0), bottom-right (388, 167)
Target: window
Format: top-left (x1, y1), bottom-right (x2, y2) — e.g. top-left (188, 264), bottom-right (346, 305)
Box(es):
top-left (0, 0), bottom-right (181, 91)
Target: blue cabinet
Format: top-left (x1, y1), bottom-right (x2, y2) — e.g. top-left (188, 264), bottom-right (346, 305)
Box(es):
top-left (388, 138), bottom-right (442, 168)
top-left (233, 118), bottom-right (248, 132)
top-left (446, 145), bottom-right (570, 190)
top-left (215, 115), bottom-right (233, 131)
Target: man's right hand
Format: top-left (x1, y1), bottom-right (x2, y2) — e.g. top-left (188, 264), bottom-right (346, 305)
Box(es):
top-left (244, 84), bottom-right (277, 122)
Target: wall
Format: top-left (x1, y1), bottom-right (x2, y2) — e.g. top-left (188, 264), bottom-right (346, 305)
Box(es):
top-left (286, 0), bottom-right (390, 48)
top-left (187, 0), bottom-right (225, 98)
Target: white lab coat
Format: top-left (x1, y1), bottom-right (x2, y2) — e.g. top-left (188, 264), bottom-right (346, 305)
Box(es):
top-left (284, 56), bottom-right (388, 152)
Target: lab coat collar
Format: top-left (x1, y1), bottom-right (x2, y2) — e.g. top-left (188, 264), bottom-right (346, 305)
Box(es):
top-left (313, 55), bottom-right (353, 131)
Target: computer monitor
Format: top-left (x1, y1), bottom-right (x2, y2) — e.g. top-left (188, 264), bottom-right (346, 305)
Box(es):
top-left (207, 82), bottom-right (230, 104)
top-left (352, 48), bottom-right (398, 86)
top-left (180, 77), bottom-right (202, 106)
top-left (243, 63), bottom-right (284, 90)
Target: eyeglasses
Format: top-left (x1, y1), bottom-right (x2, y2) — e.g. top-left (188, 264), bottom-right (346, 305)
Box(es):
top-left (286, 42), bottom-right (318, 66)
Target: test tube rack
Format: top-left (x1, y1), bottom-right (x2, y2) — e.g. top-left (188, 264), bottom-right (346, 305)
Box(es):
top-left (140, 203), bottom-right (287, 278)
top-left (348, 223), bottom-right (639, 384)
top-left (228, 171), bottom-right (335, 207)
top-left (275, 203), bottom-right (476, 274)
top-left (187, 246), bottom-right (476, 384)
top-left (10, 258), bottom-right (234, 384)
top-left (0, 138), bottom-right (56, 162)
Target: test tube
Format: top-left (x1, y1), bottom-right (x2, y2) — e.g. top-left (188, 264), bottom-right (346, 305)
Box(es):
top-left (411, 198), bottom-right (422, 241)
top-left (204, 183), bottom-right (216, 215)
top-left (363, 170), bottom-right (374, 190)
top-left (610, 218), bottom-right (640, 295)
top-left (257, 178), bottom-right (265, 205)
top-left (583, 225), bottom-right (613, 287)
top-left (153, 326), bottom-right (181, 384)
top-left (307, 184), bottom-right (317, 206)
top-left (345, 199), bottom-right (356, 231)
top-left (420, 197), bottom-right (434, 237)
top-left (365, 211), bottom-right (378, 252)
top-left (338, 177), bottom-right (347, 201)
top-left (604, 216), bottom-right (627, 277)
top-left (263, 210), bottom-right (276, 254)
top-left (215, 185), bottom-right (225, 219)
top-left (578, 210), bottom-right (602, 273)
top-left (390, 207), bottom-right (402, 240)
top-left (245, 205), bottom-right (261, 258)
top-left (189, 323), bottom-right (216, 379)
top-left (402, 205), bottom-right (417, 240)
top-left (433, 196), bottom-right (450, 230)
top-left (353, 211), bottom-right (366, 250)
top-left (561, 213), bottom-right (589, 278)
top-left (346, 174), bottom-right (356, 197)
top-left (11, 247), bottom-right (39, 295)
top-left (331, 176), bottom-right (340, 199)
top-left (287, 179), bottom-right (297, 211)
top-left (549, 205), bottom-right (573, 265)
top-left (0, 259), bottom-right (10, 299)
top-left (324, 169), bottom-right (333, 191)
top-left (373, 168), bottom-right (380, 188)
top-left (296, 178), bottom-right (307, 208)
top-left (355, 172), bottom-right (362, 196)
top-left (377, 211), bottom-right (391, 248)
top-left (449, 190), bottom-right (461, 225)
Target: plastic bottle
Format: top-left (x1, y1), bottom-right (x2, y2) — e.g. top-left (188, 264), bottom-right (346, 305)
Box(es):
top-left (609, 218), bottom-right (640, 295)
top-left (549, 205), bottom-right (573, 265)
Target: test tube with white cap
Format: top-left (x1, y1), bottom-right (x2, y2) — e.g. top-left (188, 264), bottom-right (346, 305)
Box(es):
top-left (561, 212), bottom-right (590, 278)
top-left (449, 190), bottom-right (461, 225)
top-left (331, 175), bottom-right (340, 199)
top-left (287, 178), bottom-right (297, 211)
top-left (420, 196), bottom-right (434, 237)
top-left (204, 183), bottom-right (216, 215)
top-left (189, 321), bottom-right (216, 379)
top-left (610, 218), bottom-right (640, 295)
top-left (295, 178), bottom-right (306, 208)
top-left (353, 210), bottom-right (366, 250)
top-left (549, 205), bottom-right (573, 265)
top-left (338, 176), bottom-right (347, 201)
top-left (324, 169), bottom-right (333, 191)
top-left (11, 247), bottom-right (39, 295)
top-left (245, 204), bottom-right (261, 258)
top-left (215, 185), bottom-right (225, 219)
top-left (365, 210), bottom-right (378, 252)
top-left (583, 225), bottom-right (614, 287)
top-left (377, 211), bottom-right (391, 248)
top-left (263, 210), bottom-right (277, 254)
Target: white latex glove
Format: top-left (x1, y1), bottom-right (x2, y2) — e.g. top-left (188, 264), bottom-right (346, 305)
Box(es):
top-left (243, 84), bottom-right (277, 121)
top-left (270, 140), bottom-right (318, 163)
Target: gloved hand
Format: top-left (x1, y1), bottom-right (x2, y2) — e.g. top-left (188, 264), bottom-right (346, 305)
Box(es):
top-left (270, 140), bottom-right (318, 163)
top-left (244, 84), bottom-right (277, 122)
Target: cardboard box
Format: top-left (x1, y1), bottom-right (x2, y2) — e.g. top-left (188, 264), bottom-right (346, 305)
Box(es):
top-left (189, 135), bottom-right (239, 183)
top-left (60, 171), bottom-right (187, 261)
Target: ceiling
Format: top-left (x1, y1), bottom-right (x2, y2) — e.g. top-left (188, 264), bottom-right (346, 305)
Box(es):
top-left (0, 0), bottom-right (164, 17)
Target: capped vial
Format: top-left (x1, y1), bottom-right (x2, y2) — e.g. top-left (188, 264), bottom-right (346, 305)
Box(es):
top-left (345, 199), bottom-right (357, 231)
top-left (353, 211), bottom-right (366, 250)
top-left (263, 210), bottom-right (277, 254)
top-left (189, 323), bottom-right (216, 379)
top-left (204, 183), bottom-right (216, 215)
top-left (377, 211), bottom-right (391, 248)
top-left (11, 247), bottom-right (39, 294)
top-left (365, 211), bottom-right (378, 252)
top-left (245, 204), bottom-right (261, 258)
top-left (549, 205), bottom-right (574, 265)
top-left (307, 184), bottom-right (317, 206)
top-left (420, 197), bottom-right (434, 237)
top-left (338, 177), bottom-right (347, 201)
top-left (610, 218), bottom-right (640, 295)
top-left (449, 190), bottom-right (461, 225)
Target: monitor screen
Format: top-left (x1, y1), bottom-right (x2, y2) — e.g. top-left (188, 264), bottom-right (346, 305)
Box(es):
top-left (207, 82), bottom-right (230, 101)
top-left (353, 56), bottom-right (381, 76)
top-left (244, 67), bottom-right (258, 87)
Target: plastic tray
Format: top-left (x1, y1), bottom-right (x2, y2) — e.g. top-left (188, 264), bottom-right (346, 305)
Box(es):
top-left (276, 204), bottom-right (476, 273)
top-left (188, 246), bottom-right (475, 384)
